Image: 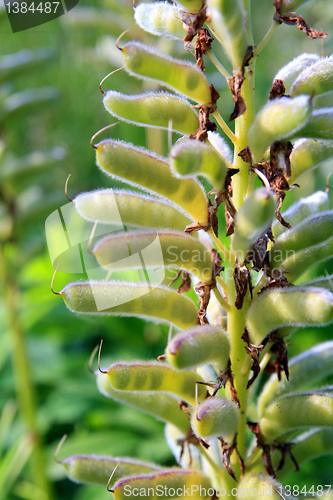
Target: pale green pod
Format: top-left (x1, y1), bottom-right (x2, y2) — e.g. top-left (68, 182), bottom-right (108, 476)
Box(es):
top-left (95, 140), bottom-right (208, 224)
top-left (134, 3), bottom-right (185, 39)
top-left (191, 397), bottom-right (239, 441)
top-left (290, 108), bottom-right (333, 141)
top-left (74, 190), bottom-right (192, 231)
top-left (231, 188), bottom-right (277, 265)
top-left (289, 139), bottom-right (333, 185)
top-left (103, 91), bottom-right (199, 136)
top-left (93, 231), bottom-right (213, 283)
top-left (97, 371), bottom-right (190, 434)
top-left (207, 131), bottom-right (233, 164)
top-left (175, 0), bottom-right (204, 12)
top-left (258, 341), bottom-right (333, 415)
top-left (106, 361), bottom-right (207, 405)
top-left (112, 469), bottom-right (213, 500)
top-left (62, 455), bottom-right (162, 487)
top-left (291, 56), bottom-right (333, 97)
top-left (170, 139), bottom-right (230, 190)
top-left (259, 391), bottom-right (333, 442)
top-left (303, 274), bottom-right (333, 291)
top-left (278, 0), bottom-right (315, 13)
top-left (60, 281), bottom-right (199, 330)
top-left (248, 95), bottom-right (312, 163)
top-left (166, 325), bottom-right (230, 371)
top-left (206, 0), bottom-right (247, 70)
top-left (121, 42), bottom-right (211, 105)
top-left (236, 474), bottom-right (282, 499)
top-left (272, 190), bottom-right (329, 239)
top-left (246, 287), bottom-right (333, 345)
top-left (274, 53), bottom-right (320, 92)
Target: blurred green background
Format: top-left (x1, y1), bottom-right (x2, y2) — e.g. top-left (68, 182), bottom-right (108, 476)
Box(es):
top-left (0, 1), bottom-right (332, 499)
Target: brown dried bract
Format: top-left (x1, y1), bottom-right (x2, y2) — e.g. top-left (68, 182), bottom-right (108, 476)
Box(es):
top-left (234, 265), bottom-right (252, 310)
top-left (251, 232), bottom-right (269, 271)
top-left (190, 84), bottom-right (220, 142)
top-left (228, 71), bottom-right (246, 121)
top-left (194, 281), bottom-right (212, 324)
top-left (219, 435), bottom-right (245, 481)
top-left (212, 248), bottom-right (224, 278)
top-left (272, 442), bottom-right (299, 472)
top-left (242, 329), bottom-right (271, 388)
top-left (238, 146), bottom-right (253, 165)
top-left (177, 428), bottom-right (209, 467)
top-left (264, 333), bottom-right (289, 381)
top-left (180, 4), bottom-right (207, 45)
top-left (247, 422), bottom-right (276, 477)
top-left (195, 28), bottom-right (213, 72)
top-left (269, 79), bottom-right (286, 100)
top-left (169, 270), bottom-right (192, 294)
top-left (273, 0), bottom-right (327, 39)
top-left (198, 360), bottom-right (240, 407)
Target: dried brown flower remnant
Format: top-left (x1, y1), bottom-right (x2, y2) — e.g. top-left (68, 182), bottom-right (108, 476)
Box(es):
top-left (169, 270), bottom-right (192, 294)
top-left (247, 422), bottom-right (276, 477)
top-left (219, 435), bottom-right (245, 481)
top-left (195, 29), bottom-right (213, 72)
top-left (269, 79), bottom-right (286, 100)
top-left (180, 5), bottom-right (207, 45)
top-left (273, 0), bottom-right (327, 39)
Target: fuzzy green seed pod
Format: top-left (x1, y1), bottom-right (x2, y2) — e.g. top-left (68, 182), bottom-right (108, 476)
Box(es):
top-left (303, 274), bottom-right (333, 291)
top-left (236, 474), bottom-right (282, 499)
top-left (112, 469), bottom-right (213, 500)
top-left (121, 42), bottom-right (212, 105)
top-left (106, 361), bottom-right (206, 405)
top-left (170, 139), bottom-right (230, 190)
top-left (93, 231), bottom-right (213, 283)
top-left (191, 397), bottom-right (239, 441)
top-left (206, 0), bottom-right (247, 70)
top-left (74, 190), bottom-right (191, 232)
top-left (207, 131), bottom-right (233, 164)
top-left (246, 287), bottom-right (333, 346)
top-left (274, 53), bottom-right (320, 92)
top-left (97, 372), bottom-right (190, 434)
top-left (278, 0), bottom-right (316, 13)
top-left (60, 282), bottom-right (199, 330)
top-left (272, 190), bottom-right (329, 239)
top-left (259, 391), bottom-right (333, 442)
top-left (166, 325), bottom-right (230, 371)
top-left (95, 140), bottom-right (208, 224)
top-left (258, 341), bottom-right (333, 415)
top-left (248, 95), bottom-right (312, 163)
top-left (232, 188), bottom-right (277, 265)
top-left (290, 108), bottom-right (333, 141)
top-left (291, 56), bottom-right (333, 97)
top-left (103, 91), bottom-right (199, 136)
top-left (175, 0), bottom-right (204, 12)
top-left (289, 139), bottom-right (333, 185)
top-left (134, 2), bottom-right (185, 39)
top-left (62, 455), bottom-right (162, 487)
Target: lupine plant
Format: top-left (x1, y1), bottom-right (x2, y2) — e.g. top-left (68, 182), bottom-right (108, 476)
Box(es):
top-left (57, 0), bottom-right (333, 497)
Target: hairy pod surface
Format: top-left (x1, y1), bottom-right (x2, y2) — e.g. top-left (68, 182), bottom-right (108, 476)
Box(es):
top-left (274, 53), bottom-right (320, 92)
top-left (60, 282), bottom-right (199, 330)
top-left (95, 140), bottom-right (208, 224)
top-left (207, 131), bottom-right (233, 164)
top-left (248, 95), bottom-right (312, 162)
top-left (121, 42), bottom-right (211, 105)
top-left (191, 397), bottom-right (239, 441)
top-left (134, 2), bottom-right (185, 39)
top-left (303, 274), bottom-right (333, 291)
top-left (166, 325), bottom-right (230, 371)
top-left (236, 474), bottom-right (281, 499)
top-left (106, 361), bottom-right (207, 405)
top-left (291, 108), bottom-right (333, 141)
top-left (291, 55), bottom-right (333, 97)
top-left (246, 287), bottom-right (333, 345)
top-left (289, 139), bottom-right (333, 184)
top-left (103, 91), bottom-right (199, 136)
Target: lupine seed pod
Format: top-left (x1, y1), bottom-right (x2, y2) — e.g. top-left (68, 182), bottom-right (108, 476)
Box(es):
top-left (62, 455), bottom-right (162, 487)
top-left (236, 473), bottom-right (282, 499)
top-left (97, 371), bottom-right (190, 434)
top-left (303, 274), bottom-right (333, 291)
top-left (134, 3), bottom-right (185, 40)
top-left (206, 0), bottom-right (247, 70)
top-left (93, 231), bottom-right (213, 283)
top-left (112, 469), bottom-right (213, 500)
top-left (170, 139), bottom-right (230, 190)
top-left (246, 287), bottom-right (333, 346)
top-left (248, 95), bottom-right (312, 163)
top-left (121, 42), bottom-right (212, 105)
top-left (106, 361), bottom-right (207, 405)
top-left (291, 56), bottom-right (333, 97)
top-left (274, 53), bottom-right (320, 92)
top-left (231, 188), bottom-right (277, 265)
top-left (74, 190), bottom-right (192, 232)
top-left (207, 131), bottom-right (233, 164)
top-left (278, 0), bottom-right (317, 13)
top-left (60, 282), bottom-right (199, 330)
top-left (259, 391), bottom-right (333, 442)
top-left (103, 91), bottom-right (199, 136)
top-left (95, 140), bottom-right (208, 224)
top-left (191, 397), bottom-right (239, 441)
top-left (290, 108), bottom-right (333, 141)
top-left (258, 341), bottom-right (333, 415)
top-left (272, 190), bottom-right (329, 239)
top-left (166, 325), bottom-right (230, 371)
top-left (175, 0), bottom-right (204, 12)
top-left (289, 139), bottom-right (333, 185)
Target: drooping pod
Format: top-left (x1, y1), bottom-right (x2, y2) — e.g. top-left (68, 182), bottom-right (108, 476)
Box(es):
top-left (175, 0), bottom-right (204, 12)
top-left (134, 2), bottom-right (185, 40)
top-left (166, 325), bottom-right (230, 371)
top-left (62, 455), bottom-right (162, 487)
top-left (105, 361), bottom-right (207, 405)
top-left (60, 281), bottom-right (199, 330)
top-left (259, 391), bottom-right (333, 442)
top-left (290, 107), bottom-right (333, 141)
top-left (103, 91), bottom-right (199, 136)
top-left (248, 95), bottom-right (312, 163)
top-left (120, 41), bottom-right (212, 105)
top-left (245, 286), bottom-right (333, 346)
top-left (274, 53), bottom-right (320, 92)
top-left (231, 188), bottom-right (277, 265)
top-left (303, 274), bottom-right (333, 291)
top-left (93, 231), bottom-right (214, 283)
top-left (170, 139), bottom-right (231, 190)
top-left (95, 140), bottom-right (209, 224)
top-left (191, 397), bottom-right (239, 441)
top-left (258, 341), bottom-right (333, 415)
top-left (278, 0), bottom-right (321, 14)
top-left (289, 139), bottom-right (333, 185)
top-left (290, 55), bottom-right (333, 97)
top-left (236, 474), bottom-right (282, 499)
top-left (97, 371), bottom-right (190, 434)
